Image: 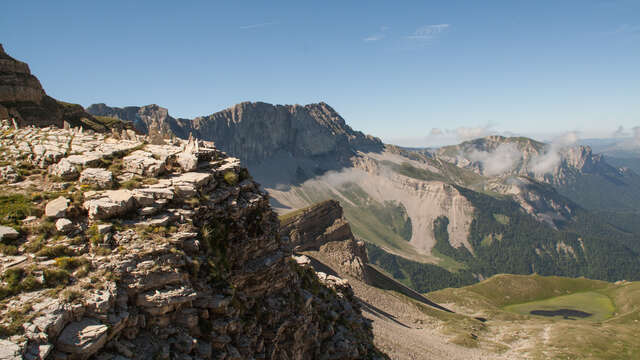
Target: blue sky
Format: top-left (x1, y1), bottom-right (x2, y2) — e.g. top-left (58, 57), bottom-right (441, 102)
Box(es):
top-left (2, 1), bottom-right (639, 146)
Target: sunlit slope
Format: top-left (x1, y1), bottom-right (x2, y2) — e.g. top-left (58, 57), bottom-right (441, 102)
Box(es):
top-left (428, 274), bottom-right (640, 359)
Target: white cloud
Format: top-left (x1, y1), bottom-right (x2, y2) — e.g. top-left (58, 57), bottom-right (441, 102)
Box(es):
top-left (467, 143), bottom-right (522, 176)
top-left (531, 132), bottom-right (579, 174)
top-left (407, 24), bottom-right (450, 40)
top-left (364, 35), bottom-right (384, 42)
top-left (612, 24), bottom-right (640, 35)
top-left (363, 26), bottom-right (390, 43)
top-left (429, 128), bottom-right (443, 136)
top-left (613, 125), bottom-right (627, 137)
top-left (454, 124), bottom-right (494, 141)
top-left (633, 126), bottom-right (640, 142)
top-left (239, 21), bottom-right (277, 30)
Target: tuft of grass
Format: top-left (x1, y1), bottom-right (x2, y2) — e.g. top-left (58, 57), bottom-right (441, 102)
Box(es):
top-left (60, 289), bottom-right (82, 302)
top-left (0, 194), bottom-right (37, 226)
top-left (54, 256), bottom-right (89, 271)
top-left (223, 171), bottom-right (238, 186)
top-left (43, 268), bottom-right (70, 287)
top-left (119, 178), bottom-right (142, 189)
top-left (36, 245), bottom-right (76, 259)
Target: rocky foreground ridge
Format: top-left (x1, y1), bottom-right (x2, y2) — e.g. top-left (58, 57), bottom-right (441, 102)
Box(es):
top-left (0, 120), bottom-right (385, 359)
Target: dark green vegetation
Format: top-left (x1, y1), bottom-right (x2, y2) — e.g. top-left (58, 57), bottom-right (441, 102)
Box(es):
top-left (367, 184), bottom-right (640, 293)
top-left (556, 169), bottom-right (640, 212)
top-left (607, 156), bottom-right (640, 174)
top-left (367, 243), bottom-right (476, 292)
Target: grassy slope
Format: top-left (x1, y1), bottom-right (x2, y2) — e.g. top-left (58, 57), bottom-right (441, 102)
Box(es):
top-left (428, 274), bottom-right (640, 359)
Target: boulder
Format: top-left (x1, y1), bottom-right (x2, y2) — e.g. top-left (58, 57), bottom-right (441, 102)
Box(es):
top-left (56, 318), bottom-right (109, 359)
top-left (83, 190), bottom-right (136, 220)
top-left (45, 196), bottom-right (69, 218)
top-left (79, 168), bottom-right (114, 189)
top-left (122, 150), bottom-right (165, 177)
top-left (176, 151), bottom-right (198, 172)
top-left (0, 225), bottom-right (19, 241)
top-left (48, 159), bottom-right (79, 181)
top-left (55, 218), bottom-right (74, 233)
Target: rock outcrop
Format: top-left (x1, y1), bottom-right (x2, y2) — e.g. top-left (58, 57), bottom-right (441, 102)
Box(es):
top-left (0, 120), bottom-right (385, 359)
top-left (279, 200), bottom-right (371, 283)
top-left (0, 44), bottom-right (127, 132)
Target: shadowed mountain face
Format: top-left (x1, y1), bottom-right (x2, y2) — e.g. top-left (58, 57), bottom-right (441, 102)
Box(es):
top-left (87, 101), bottom-right (384, 169)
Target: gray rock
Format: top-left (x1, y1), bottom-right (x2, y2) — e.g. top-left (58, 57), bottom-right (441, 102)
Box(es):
top-left (97, 224), bottom-right (113, 235)
top-left (55, 218), bottom-right (74, 233)
top-left (0, 225), bottom-right (19, 241)
top-left (0, 339), bottom-right (23, 360)
top-left (79, 168), bottom-right (114, 189)
top-left (45, 196), bottom-right (69, 218)
top-left (48, 159), bottom-right (79, 181)
top-left (83, 190), bottom-right (136, 220)
top-left (176, 151), bottom-right (198, 172)
top-left (136, 286), bottom-right (197, 316)
top-left (56, 318), bottom-right (109, 359)
top-left (122, 150), bottom-right (165, 177)
top-left (65, 154), bottom-right (102, 167)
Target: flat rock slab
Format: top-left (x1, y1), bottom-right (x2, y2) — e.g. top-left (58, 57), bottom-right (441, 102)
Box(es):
top-left (173, 172), bottom-right (213, 187)
top-left (65, 154), bottom-right (102, 167)
top-left (136, 286), bottom-right (197, 315)
top-left (45, 196), bottom-right (69, 218)
top-left (0, 339), bottom-right (23, 360)
top-left (56, 318), bottom-right (108, 359)
top-left (79, 168), bottom-right (114, 189)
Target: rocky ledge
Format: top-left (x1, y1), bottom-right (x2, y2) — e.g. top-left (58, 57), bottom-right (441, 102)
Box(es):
top-left (0, 120), bottom-right (386, 360)
top-left (279, 200), bottom-right (371, 284)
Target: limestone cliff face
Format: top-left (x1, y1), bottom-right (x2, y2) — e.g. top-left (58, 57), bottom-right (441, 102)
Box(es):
top-left (86, 103), bottom-right (191, 137)
top-left (279, 200), bottom-right (371, 283)
top-left (0, 121), bottom-right (384, 360)
top-left (87, 102), bottom-right (384, 166)
top-left (0, 44), bottom-right (106, 130)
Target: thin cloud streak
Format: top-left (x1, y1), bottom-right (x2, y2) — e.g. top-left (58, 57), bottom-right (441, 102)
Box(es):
top-left (239, 21), bottom-right (278, 30)
top-left (363, 26), bottom-right (389, 43)
top-left (407, 24), bottom-right (450, 40)
top-left (363, 35), bottom-right (384, 42)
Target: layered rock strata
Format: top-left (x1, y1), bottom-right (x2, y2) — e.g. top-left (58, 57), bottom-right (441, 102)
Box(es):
top-left (0, 120), bottom-right (385, 360)
top-left (279, 200), bottom-right (371, 283)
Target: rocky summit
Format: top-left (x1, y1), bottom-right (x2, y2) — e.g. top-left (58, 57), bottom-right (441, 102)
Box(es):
top-left (0, 119), bottom-right (385, 360)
